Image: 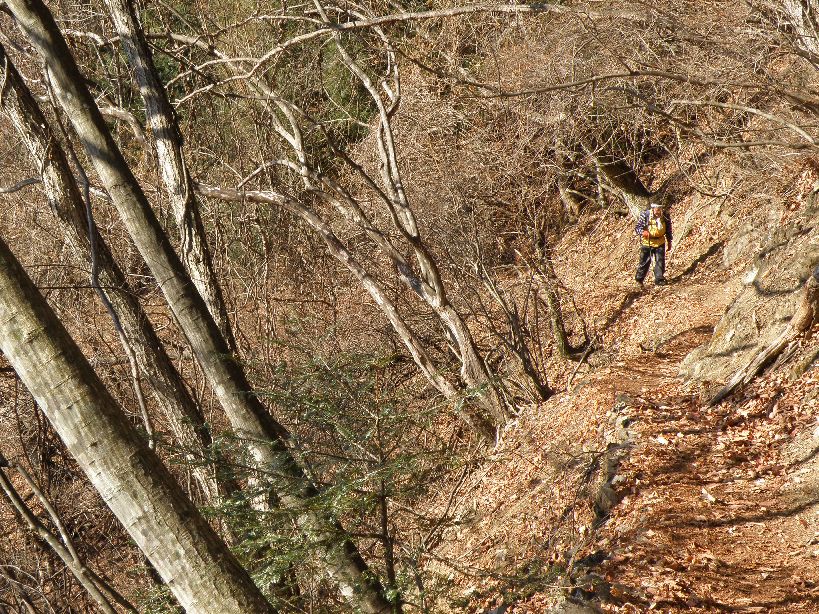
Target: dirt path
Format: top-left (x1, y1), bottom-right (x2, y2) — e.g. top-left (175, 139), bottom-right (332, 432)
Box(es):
top-left (538, 211), bottom-right (816, 610)
top-left (443, 210), bottom-right (819, 613)
top-left (532, 216), bottom-right (819, 612)
top-left (588, 286), bottom-right (819, 613)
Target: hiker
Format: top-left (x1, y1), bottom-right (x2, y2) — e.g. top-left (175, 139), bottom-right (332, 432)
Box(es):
top-left (635, 202), bottom-right (672, 287)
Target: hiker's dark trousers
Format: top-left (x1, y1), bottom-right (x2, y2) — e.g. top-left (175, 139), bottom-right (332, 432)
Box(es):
top-left (636, 245), bottom-right (666, 284)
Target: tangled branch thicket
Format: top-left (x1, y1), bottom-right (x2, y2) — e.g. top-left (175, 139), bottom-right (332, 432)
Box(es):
top-left (1, 0), bottom-right (818, 611)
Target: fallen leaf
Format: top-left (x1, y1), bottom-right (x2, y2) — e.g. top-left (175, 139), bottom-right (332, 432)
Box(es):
top-left (701, 487), bottom-right (717, 504)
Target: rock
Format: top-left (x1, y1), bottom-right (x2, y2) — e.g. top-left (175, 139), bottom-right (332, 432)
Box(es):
top-left (593, 442), bottom-right (631, 519)
top-left (574, 550), bottom-right (608, 569)
top-left (613, 392), bottom-right (633, 408)
top-left (592, 400), bottom-right (635, 518)
top-left (546, 599), bottom-right (601, 613)
top-left (787, 347), bottom-right (819, 381)
top-left (606, 396), bottom-right (635, 446)
top-left (613, 415), bottom-right (632, 445)
top-left (781, 423), bottom-right (819, 465)
top-left (570, 572), bottom-right (611, 606)
top-left (595, 482), bottom-right (620, 517)
top-left (680, 214), bottom-right (819, 386)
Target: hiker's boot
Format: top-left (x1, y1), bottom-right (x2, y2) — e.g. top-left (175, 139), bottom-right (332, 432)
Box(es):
top-left (656, 278), bottom-right (667, 286)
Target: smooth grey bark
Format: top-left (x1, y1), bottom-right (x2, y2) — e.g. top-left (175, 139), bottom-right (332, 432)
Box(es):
top-left (325, 26), bottom-right (508, 428)
top-left (0, 234), bottom-right (274, 614)
top-left (0, 43), bottom-right (228, 505)
top-left (103, 0), bottom-right (236, 351)
top-left (6, 1), bottom-right (392, 609)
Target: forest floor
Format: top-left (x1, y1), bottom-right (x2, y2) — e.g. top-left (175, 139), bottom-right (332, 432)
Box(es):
top-left (439, 203), bottom-right (819, 613)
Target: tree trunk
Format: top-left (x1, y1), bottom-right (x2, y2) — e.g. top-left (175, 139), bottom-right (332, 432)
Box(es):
top-left (0, 462), bottom-right (137, 614)
top-left (435, 303), bottom-right (507, 426)
top-left (782, 0), bottom-right (819, 58)
top-left (326, 31), bottom-right (508, 430)
top-left (0, 234), bottom-right (274, 614)
top-left (7, 1), bottom-right (392, 609)
top-left (555, 142), bottom-right (583, 221)
top-left (558, 174), bottom-right (583, 221)
top-left (587, 139), bottom-right (651, 219)
top-left (196, 183), bottom-right (496, 441)
top-left (0, 42), bottom-right (228, 506)
top-left (537, 255), bottom-right (577, 359)
top-left (103, 0), bottom-right (236, 351)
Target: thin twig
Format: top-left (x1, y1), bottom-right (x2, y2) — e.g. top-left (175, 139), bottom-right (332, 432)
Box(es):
top-left (0, 177), bottom-right (40, 194)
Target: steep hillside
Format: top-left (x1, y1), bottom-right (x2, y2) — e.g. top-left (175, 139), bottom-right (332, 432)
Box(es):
top-left (4, 1), bottom-right (819, 611)
top-left (432, 149), bottom-right (819, 612)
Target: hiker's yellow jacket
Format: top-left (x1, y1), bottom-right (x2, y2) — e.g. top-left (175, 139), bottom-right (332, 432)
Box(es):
top-left (635, 209), bottom-right (673, 248)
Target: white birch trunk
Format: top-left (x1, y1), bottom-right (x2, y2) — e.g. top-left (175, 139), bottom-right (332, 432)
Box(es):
top-left (0, 234), bottom-right (274, 614)
top-left (197, 183), bottom-right (496, 440)
top-left (783, 0), bottom-right (819, 57)
top-left (103, 0), bottom-right (236, 350)
top-left (0, 42), bottom-right (227, 505)
top-left (6, 1), bottom-right (392, 608)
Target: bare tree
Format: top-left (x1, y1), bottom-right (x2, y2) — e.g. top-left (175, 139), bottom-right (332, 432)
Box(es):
top-left (768, 0), bottom-right (819, 59)
top-left (5, 0), bottom-right (394, 608)
top-left (197, 183), bottom-right (496, 440)
top-left (0, 457), bottom-right (137, 614)
top-left (0, 233), bottom-right (274, 613)
top-left (162, 3), bottom-right (511, 432)
top-left (0, 42), bottom-right (230, 506)
top-left (103, 0), bottom-right (236, 351)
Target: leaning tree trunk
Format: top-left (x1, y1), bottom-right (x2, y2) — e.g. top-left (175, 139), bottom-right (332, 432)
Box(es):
top-left (145, 27), bottom-right (503, 439)
top-left (7, 1), bottom-right (392, 610)
top-left (0, 234), bottom-right (274, 614)
top-left (537, 255), bottom-right (575, 359)
top-left (0, 43), bottom-right (229, 506)
top-left (197, 183), bottom-right (496, 441)
top-left (593, 151), bottom-right (651, 220)
top-left (782, 0), bottom-right (819, 58)
top-left (584, 134), bottom-right (651, 219)
top-left (103, 0), bottom-right (236, 351)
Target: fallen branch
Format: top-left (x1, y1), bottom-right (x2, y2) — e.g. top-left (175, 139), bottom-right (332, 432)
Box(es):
top-left (709, 273), bottom-right (819, 406)
top-left (0, 177), bottom-right (40, 194)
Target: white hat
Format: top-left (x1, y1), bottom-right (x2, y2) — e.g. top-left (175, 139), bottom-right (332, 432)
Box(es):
top-left (650, 202), bottom-right (662, 208)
